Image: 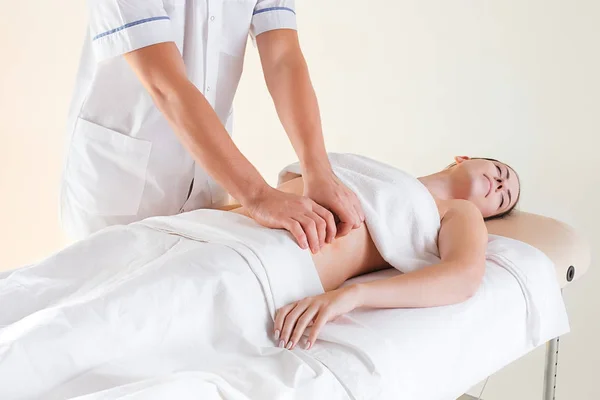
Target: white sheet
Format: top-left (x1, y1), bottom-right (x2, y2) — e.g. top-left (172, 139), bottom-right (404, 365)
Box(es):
top-left (0, 211), bottom-right (569, 400)
top-left (0, 212), bottom-right (349, 400)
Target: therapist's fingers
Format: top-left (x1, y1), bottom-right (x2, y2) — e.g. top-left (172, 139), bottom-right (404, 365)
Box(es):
top-left (312, 203), bottom-right (337, 244)
top-left (353, 202), bottom-right (365, 229)
top-left (331, 199), bottom-right (360, 238)
top-left (335, 221), bottom-right (354, 239)
top-left (308, 210), bottom-right (327, 249)
top-left (350, 192), bottom-right (366, 226)
top-left (338, 196), bottom-right (361, 230)
top-left (289, 305), bottom-right (319, 350)
top-left (295, 216), bottom-right (320, 254)
top-left (283, 219), bottom-right (308, 251)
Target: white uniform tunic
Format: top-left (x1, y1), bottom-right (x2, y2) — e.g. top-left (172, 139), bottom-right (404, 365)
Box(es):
top-left (60, 0), bottom-right (297, 239)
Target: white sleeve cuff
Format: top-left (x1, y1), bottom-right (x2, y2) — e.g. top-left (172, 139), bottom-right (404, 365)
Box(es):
top-left (251, 8), bottom-right (298, 38)
top-left (91, 17), bottom-right (176, 63)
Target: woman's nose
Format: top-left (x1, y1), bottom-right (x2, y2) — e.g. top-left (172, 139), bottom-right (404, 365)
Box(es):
top-left (494, 177), bottom-right (504, 190)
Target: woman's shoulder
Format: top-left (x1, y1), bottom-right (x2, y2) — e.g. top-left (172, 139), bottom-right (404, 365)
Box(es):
top-left (435, 198), bottom-right (484, 224)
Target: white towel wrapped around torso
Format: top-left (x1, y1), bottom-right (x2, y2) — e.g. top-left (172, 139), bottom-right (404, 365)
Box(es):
top-left (278, 152), bottom-right (442, 273)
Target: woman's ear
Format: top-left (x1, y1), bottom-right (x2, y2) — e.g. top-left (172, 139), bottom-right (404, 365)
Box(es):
top-left (454, 156), bottom-right (470, 164)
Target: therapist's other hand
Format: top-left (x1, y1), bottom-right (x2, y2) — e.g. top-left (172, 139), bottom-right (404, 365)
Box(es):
top-left (304, 171), bottom-right (365, 240)
top-left (274, 285), bottom-right (360, 351)
top-left (245, 187), bottom-right (336, 254)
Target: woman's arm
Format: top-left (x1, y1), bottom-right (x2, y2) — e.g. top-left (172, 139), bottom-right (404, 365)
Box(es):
top-left (353, 199), bottom-right (488, 308)
top-left (273, 199), bottom-right (488, 350)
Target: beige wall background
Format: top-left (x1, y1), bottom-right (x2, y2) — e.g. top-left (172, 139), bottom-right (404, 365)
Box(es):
top-left (0, 0), bottom-right (598, 398)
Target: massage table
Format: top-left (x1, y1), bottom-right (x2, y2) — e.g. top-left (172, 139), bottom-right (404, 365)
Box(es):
top-left (459, 211), bottom-right (592, 400)
top-left (0, 206), bottom-right (590, 400)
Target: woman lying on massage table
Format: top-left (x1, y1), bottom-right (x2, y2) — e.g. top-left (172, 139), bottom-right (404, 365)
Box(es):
top-left (222, 155), bottom-right (520, 351)
top-left (0, 153), bottom-right (525, 400)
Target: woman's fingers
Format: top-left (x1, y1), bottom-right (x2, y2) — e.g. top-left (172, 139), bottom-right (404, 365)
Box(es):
top-left (289, 305), bottom-right (319, 349)
top-left (276, 303), bottom-right (333, 351)
top-left (274, 302), bottom-right (296, 341)
top-left (306, 309), bottom-right (332, 350)
top-left (276, 302), bottom-right (339, 351)
top-left (280, 301), bottom-right (310, 348)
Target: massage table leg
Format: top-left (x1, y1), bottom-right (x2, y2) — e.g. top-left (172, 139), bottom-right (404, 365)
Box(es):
top-left (543, 335), bottom-right (560, 400)
top-left (459, 337), bottom-right (561, 400)
top-left (543, 288), bottom-right (565, 400)
top-left (460, 326), bottom-right (563, 400)
top-left (542, 289), bottom-right (564, 400)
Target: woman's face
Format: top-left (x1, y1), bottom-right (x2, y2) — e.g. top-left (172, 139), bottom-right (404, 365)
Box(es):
top-left (450, 156), bottom-right (520, 219)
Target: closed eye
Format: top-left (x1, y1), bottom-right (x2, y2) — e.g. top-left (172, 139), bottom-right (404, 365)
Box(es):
top-left (498, 195), bottom-right (505, 210)
top-left (496, 164), bottom-right (502, 176)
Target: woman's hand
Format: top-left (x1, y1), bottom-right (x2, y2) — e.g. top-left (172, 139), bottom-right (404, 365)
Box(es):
top-left (303, 170), bottom-right (365, 240)
top-left (273, 285), bottom-right (361, 350)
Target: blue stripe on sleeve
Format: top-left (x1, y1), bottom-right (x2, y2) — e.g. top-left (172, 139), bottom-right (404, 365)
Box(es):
top-left (253, 7), bottom-right (296, 16)
top-left (93, 16), bottom-right (171, 41)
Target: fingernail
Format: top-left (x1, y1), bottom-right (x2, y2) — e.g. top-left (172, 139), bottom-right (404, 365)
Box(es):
top-left (305, 341), bottom-right (311, 350)
top-left (274, 330), bottom-right (280, 340)
top-left (286, 341), bottom-right (293, 350)
top-left (279, 340), bottom-right (285, 348)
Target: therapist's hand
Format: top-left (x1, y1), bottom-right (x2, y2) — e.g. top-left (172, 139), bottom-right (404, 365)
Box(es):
top-left (273, 285), bottom-right (360, 351)
top-left (304, 170), bottom-right (365, 239)
top-left (245, 187), bottom-right (336, 254)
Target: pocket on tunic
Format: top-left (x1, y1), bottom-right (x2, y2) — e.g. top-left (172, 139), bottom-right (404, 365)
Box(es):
top-left (65, 118), bottom-right (152, 216)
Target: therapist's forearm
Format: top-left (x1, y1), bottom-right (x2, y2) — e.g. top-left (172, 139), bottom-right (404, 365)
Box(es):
top-left (155, 80), bottom-right (269, 202)
top-left (124, 43), bottom-right (268, 204)
top-left (263, 52), bottom-right (331, 175)
top-left (352, 262), bottom-right (482, 309)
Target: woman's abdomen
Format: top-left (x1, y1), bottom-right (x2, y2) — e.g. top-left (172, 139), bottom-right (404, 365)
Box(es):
top-left (310, 224), bottom-right (388, 291)
top-left (227, 175), bottom-right (388, 291)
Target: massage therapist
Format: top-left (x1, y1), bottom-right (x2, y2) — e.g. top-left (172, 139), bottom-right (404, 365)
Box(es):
top-left (59, 0), bottom-right (364, 252)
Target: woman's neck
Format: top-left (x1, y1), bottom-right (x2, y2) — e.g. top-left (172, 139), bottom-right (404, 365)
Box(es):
top-left (418, 170), bottom-right (455, 201)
